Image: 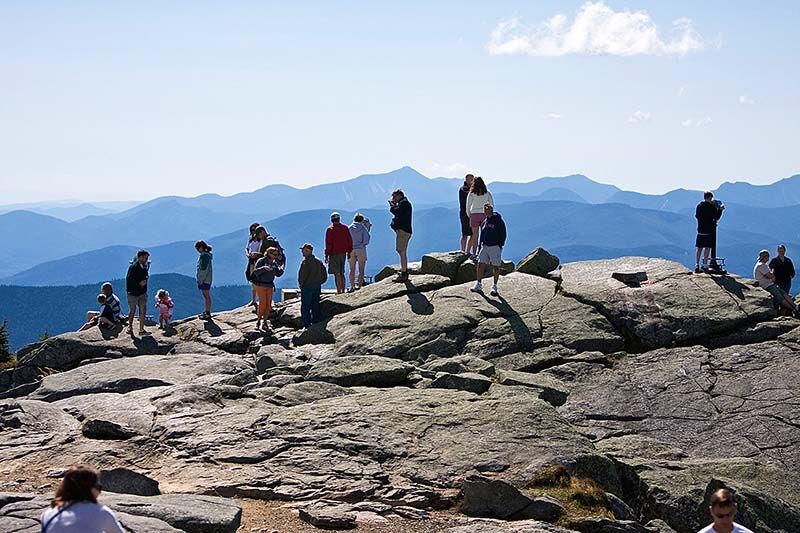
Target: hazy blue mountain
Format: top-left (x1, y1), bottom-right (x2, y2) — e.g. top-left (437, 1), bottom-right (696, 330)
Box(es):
top-left (605, 188), bottom-right (702, 212)
top-left (715, 174), bottom-right (800, 207)
top-left (0, 200), bottom-right (139, 221)
top-left (489, 174), bottom-right (620, 203)
top-left (0, 273), bottom-right (252, 351)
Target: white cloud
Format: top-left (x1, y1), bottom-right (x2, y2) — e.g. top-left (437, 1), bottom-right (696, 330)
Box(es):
top-left (487, 1), bottom-right (706, 57)
top-left (546, 113), bottom-right (563, 119)
top-left (628, 110), bottom-right (651, 123)
top-left (739, 95), bottom-right (755, 105)
top-left (677, 85), bottom-right (688, 97)
top-left (428, 162), bottom-right (472, 177)
top-left (681, 117), bottom-right (713, 128)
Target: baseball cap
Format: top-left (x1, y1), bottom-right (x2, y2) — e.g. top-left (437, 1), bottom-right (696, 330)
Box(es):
top-left (300, 243), bottom-right (314, 250)
top-left (330, 211), bottom-right (340, 220)
top-left (759, 249), bottom-right (769, 257)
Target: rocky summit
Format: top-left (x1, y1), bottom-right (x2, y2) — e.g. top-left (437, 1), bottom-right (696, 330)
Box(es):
top-left (1, 250), bottom-right (799, 533)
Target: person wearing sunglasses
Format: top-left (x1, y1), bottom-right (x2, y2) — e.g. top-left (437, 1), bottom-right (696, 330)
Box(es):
top-left (698, 488), bottom-right (753, 533)
top-left (40, 465), bottom-right (123, 532)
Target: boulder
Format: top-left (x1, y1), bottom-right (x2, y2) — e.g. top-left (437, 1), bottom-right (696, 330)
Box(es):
top-left (306, 356), bottom-right (413, 387)
top-left (421, 355), bottom-right (495, 377)
top-left (496, 371), bottom-right (569, 407)
top-left (517, 248), bottom-right (560, 278)
top-left (268, 381), bottom-right (353, 407)
top-left (264, 374), bottom-right (303, 388)
top-left (82, 419), bottom-right (138, 440)
top-left (455, 259), bottom-right (515, 285)
top-left (101, 493), bottom-right (242, 533)
top-left (430, 372), bottom-right (492, 394)
top-left (421, 252), bottom-right (469, 281)
top-left (375, 261), bottom-right (422, 282)
top-left (461, 476), bottom-right (563, 521)
top-left (100, 468), bottom-right (161, 496)
top-left (644, 520), bottom-right (677, 533)
top-left (298, 500), bottom-right (357, 529)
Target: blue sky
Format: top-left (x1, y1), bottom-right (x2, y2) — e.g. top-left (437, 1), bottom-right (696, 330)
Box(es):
top-left (1, 1), bottom-right (798, 202)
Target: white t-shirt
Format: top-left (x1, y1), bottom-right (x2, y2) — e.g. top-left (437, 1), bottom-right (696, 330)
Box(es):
top-left (698, 523), bottom-right (754, 533)
top-left (466, 191), bottom-right (494, 216)
top-left (754, 261), bottom-right (773, 288)
top-left (247, 239), bottom-right (261, 255)
top-left (40, 502), bottom-right (124, 533)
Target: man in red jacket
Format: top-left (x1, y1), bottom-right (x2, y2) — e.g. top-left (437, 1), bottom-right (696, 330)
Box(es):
top-left (325, 212), bottom-right (353, 294)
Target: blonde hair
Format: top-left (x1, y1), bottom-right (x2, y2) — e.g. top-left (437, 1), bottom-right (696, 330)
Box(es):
top-left (156, 289), bottom-right (169, 299)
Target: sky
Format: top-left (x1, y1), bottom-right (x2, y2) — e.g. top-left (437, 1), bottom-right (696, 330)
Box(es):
top-left (1, 1), bottom-right (798, 203)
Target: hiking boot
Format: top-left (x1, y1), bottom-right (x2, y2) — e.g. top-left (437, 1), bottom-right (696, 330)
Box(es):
top-left (694, 266), bottom-right (702, 273)
top-left (490, 285), bottom-right (499, 297)
top-left (393, 271), bottom-right (408, 283)
top-left (470, 282), bottom-right (483, 293)
top-left (347, 287), bottom-right (356, 293)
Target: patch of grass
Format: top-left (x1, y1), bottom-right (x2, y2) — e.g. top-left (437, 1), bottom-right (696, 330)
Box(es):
top-left (524, 465), bottom-right (615, 523)
top-left (0, 356), bottom-right (16, 370)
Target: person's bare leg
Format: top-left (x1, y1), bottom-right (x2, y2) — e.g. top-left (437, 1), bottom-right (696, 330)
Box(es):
top-left (348, 258), bottom-right (356, 289)
top-left (476, 262), bottom-right (486, 281)
top-left (493, 267), bottom-right (500, 286)
top-left (469, 227), bottom-right (478, 255)
top-left (399, 251), bottom-right (408, 273)
top-left (783, 294), bottom-right (797, 311)
top-left (128, 304), bottom-right (136, 332)
top-left (202, 289), bottom-right (211, 314)
top-left (358, 257), bottom-right (366, 287)
top-left (460, 235), bottom-right (468, 253)
top-left (702, 248), bottom-right (710, 266)
top-left (695, 247), bottom-right (702, 266)
top-left (138, 303), bottom-right (146, 332)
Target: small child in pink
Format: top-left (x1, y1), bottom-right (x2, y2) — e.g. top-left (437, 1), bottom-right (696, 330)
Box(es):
top-left (155, 289), bottom-right (174, 329)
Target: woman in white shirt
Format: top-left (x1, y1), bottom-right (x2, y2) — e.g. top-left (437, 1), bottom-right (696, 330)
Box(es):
top-left (465, 176), bottom-right (494, 258)
top-left (40, 465), bottom-right (124, 533)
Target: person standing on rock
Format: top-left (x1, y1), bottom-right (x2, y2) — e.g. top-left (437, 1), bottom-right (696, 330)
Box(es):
top-left (251, 247), bottom-right (284, 331)
top-left (298, 243), bottom-right (327, 329)
top-left (466, 177), bottom-right (494, 259)
top-left (348, 213), bottom-right (371, 292)
top-left (195, 240), bottom-right (213, 320)
top-left (470, 203), bottom-right (506, 297)
top-left (40, 465), bottom-right (124, 533)
top-left (256, 225), bottom-right (286, 271)
top-left (389, 189), bottom-right (413, 282)
top-left (459, 173), bottom-right (475, 253)
top-left (125, 250), bottom-right (150, 336)
top-left (754, 249), bottom-right (800, 316)
top-left (769, 244), bottom-right (795, 295)
top-left (325, 212), bottom-right (353, 294)
top-left (695, 191), bottom-right (724, 273)
top-left (245, 222), bottom-right (261, 309)
top-left (697, 488), bottom-right (754, 533)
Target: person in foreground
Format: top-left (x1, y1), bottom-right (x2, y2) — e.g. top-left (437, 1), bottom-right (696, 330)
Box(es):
top-left (195, 240), bottom-right (213, 319)
top-left (298, 243), bottom-right (327, 329)
top-left (754, 249), bottom-right (800, 316)
top-left (125, 250), bottom-right (150, 335)
top-left (471, 203), bottom-right (506, 297)
top-left (697, 488), bottom-right (753, 533)
top-left (389, 189), bottom-right (413, 282)
top-left (251, 247), bottom-right (283, 331)
top-left (40, 465), bottom-right (124, 533)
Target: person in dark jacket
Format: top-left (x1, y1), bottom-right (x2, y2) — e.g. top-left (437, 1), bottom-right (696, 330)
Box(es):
top-left (125, 249), bottom-right (150, 335)
top-left (470, 204), bottom-right (506, 297)
top-left (389, 189), bottom-right (413, 282)
top-left (695, 191), bottom-right (724, 273)
top-left (251, 247), bottom-right (283, 331)
top-left (325, 212), bottom-right (353, 294)
top-left (298, 243), bottom-right (328, 328)
top-left (769, 244), bottom-right (795, 295)
top-left (459, 174), bottom-right (475, 253)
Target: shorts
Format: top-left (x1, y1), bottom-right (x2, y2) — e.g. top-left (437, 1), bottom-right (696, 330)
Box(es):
top-left (395, 229), bottom-right (412, 254)
top-left (127, 293), bottom-right (147, 308)
top-left (198, 283), bottom-right (211, 291)
top-left (478, 245), bottom-right (503, 267)
top-left (695, 233), bottom-right (714, 248)
top-left (470, 213), bottom-right (486, 228)
top-left (350, 248), bottom-right (367, 265)
top-left (328, 253), bottom-right (346, 275)
top-left (766, 284), bottom-right (788, 306)
top-left (460, 213), bottom-right (471, 237)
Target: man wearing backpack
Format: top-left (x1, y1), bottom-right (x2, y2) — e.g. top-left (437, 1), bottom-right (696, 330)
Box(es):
top-left (348, 213), bottom-right (371, 292)
top-left (325, 212), bottom-right (353, 294)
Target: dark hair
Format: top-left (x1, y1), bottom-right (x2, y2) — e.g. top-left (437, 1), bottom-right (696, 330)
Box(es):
top-left (248, 222), bottom-right (260, 239)
top-left (704, 191), bottom-right (714, 200)
top-left (195, 240), bottom-right (212, 252)
top-left (254, 225), bottom-right (267, 237)
top-left (97, 294), bottom-right (106, 304)
top-left (51, 465), bottom-right (101, 507)
top-left (354, 214), bottom-right (364, 223)
top-left (136, 249), bottom-right (149, 258)
top-left (392, 189), bottom-right (405, 198)
top-left (471, 177), bottom-right (488, 196)
top-left (710, 488), bottom-right (735, 508)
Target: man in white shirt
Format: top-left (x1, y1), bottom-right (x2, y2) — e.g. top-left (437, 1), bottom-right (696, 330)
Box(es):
top-left (697, 488), bottom-right (754, 533)
top-left (754, 249), bottom-right (800, 316)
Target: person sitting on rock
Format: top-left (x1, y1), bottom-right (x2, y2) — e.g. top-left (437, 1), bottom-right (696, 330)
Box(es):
top-left (697, 488), bottom-right (753, 533)
top-left (40, 465), bottom-right (124, 533)
top-left (754, 249), bottom-right (800, 316)
top-left (79, 282), bottom-right (121, 331)
top-left (78, 294), bottom-right (116, 332)
top-left (470, 203), bottom-right (506, 297)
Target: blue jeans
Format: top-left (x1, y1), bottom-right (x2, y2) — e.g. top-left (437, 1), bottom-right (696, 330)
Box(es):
top-left (778, 280), bottom-right (792, 296)
top-left (301, 285), bottom-right (322, 327)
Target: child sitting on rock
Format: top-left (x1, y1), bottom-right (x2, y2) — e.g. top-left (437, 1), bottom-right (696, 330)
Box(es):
top-left (155, 289), bottom-right (174, 329)
top-left (85, 293), bottom-right (115, 331)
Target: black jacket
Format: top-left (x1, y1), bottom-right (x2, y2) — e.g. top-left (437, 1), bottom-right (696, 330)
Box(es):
top-left (126, 261), bottom-right (149, 296)
top-left (769, 256), bottom-right (796, 284)
top-left (390, 197), bottom-right (413, 234)
top-left (695, 201), bottom-right (721, 234)
top-left (459, 184), bottom-right (469, 215)
top-left (480, 213), bottom-right (507, 247)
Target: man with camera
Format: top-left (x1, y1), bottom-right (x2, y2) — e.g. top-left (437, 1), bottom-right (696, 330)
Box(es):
top-left (695, 191), bottom-right (725, 273)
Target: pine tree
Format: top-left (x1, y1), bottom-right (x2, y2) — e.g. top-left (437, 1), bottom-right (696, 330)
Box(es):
top-left (39, 330), bottom-right (50, 342)
top-left (0, 320), bottom-right (10, 365)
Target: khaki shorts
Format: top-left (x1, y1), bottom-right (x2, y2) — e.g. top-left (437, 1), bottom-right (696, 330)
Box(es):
top-left (478, 245), bottom-right (503, 267)
top-left (127, 293), bottom-right (147, 308)
top-left (350, 248), bottom-right (367, 265)
top-left (328, 253), bottom-right (346, 275)
top-left (395, 230), bottom-right (412, 253)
